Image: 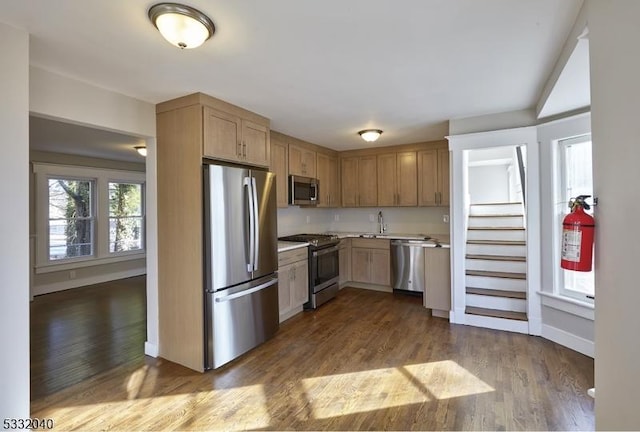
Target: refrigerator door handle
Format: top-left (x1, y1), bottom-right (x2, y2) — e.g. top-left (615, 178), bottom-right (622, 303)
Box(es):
top-left (251, 176), bottom-right (259, 271)
top-left (214, 277), bottom-right (278, 303)
top-left (244, 176), bottom-right (255, 273)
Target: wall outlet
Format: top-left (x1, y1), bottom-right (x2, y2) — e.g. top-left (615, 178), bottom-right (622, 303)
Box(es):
top-left (443, 214), bottom-right (450, 223)
top-left (334, 214), bottom-right (340, 222)
top-left (306, 215), bottom-right (311, 223)
top-left (369, 214), bottom-right (375, 222)
top-left (69, 270), bottom-right (76, 280)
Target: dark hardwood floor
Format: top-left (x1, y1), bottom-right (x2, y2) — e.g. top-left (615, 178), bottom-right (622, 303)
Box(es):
top-left (30, 276), bottom-right (146, 400)
top-left (31, 285), bottom-right (594, 430)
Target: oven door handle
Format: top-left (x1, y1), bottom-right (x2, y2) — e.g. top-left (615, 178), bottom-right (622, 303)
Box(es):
top-left (312, 245), bottom-right (339, 257)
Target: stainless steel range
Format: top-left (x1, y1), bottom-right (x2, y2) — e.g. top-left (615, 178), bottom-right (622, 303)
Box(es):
top-left (279, 234), bottom-right (340, 309)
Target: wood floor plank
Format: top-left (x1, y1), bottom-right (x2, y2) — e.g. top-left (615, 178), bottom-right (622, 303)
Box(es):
top-left (31, 285), bottom-right (594, 431)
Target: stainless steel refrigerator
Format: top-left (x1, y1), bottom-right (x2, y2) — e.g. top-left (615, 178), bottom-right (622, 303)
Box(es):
top-left (204, 162), bottom-right (279, 369)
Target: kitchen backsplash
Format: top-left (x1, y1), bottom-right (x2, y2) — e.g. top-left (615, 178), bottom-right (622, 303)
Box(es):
top-left (277, 206), bottom-right (450, 236)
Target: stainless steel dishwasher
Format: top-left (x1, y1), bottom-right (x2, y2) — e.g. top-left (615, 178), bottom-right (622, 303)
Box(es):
top-left (391, 240), bottom-right (433, 293)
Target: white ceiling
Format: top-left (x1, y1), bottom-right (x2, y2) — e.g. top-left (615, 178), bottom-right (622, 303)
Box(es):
top-left (2, 0), bottom-right (584, 159)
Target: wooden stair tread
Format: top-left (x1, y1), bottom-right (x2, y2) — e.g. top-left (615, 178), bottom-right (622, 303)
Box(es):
top-left (466, 306), bottom-right (528, 321)
top-left (466, 287), bottom-right (527, 299)
top-left (467, 240), bottom-right (526, 246)
top-left (468, 227), bottom-right (525, 230)
top-left (470, 202), bottom-right (523, 206)
top-left (466, 254), bottom-right (526, 262)
top-left (466, 270), bottom-right (526, 279)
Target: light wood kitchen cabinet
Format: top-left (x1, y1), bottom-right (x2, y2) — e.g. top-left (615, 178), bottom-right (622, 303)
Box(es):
top-left (155, 92), bottom-right (270, 372)
top-left (350, 238), bottom-right (390, 286)
top-left (203, 106), bottom-right (270, 167)
top-left (278, 247), bottom-right (309, 322)
top-left (377, 152), bottom-right (417, 206)
top-left (338, 238), bottom-right (351, 287)
top-left (270, 135), bottom-right (289, 208)
top-left (289, 144), bottom-right (316, 177)
top-left (341, 155), bottom-right (377, 207)
top-left (316, 153), bottom-right (340, 207)
top-left (418, 148), bottom-right (449, 206)
top-left (423, 247), bottom-right (451, 313)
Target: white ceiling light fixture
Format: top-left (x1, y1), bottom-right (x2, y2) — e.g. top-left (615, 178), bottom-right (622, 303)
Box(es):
top-left (358, 129), bottom-right (383, 143)
top-left (148, 3), bottom-right (215, 49)
top-left (135, 146), bottom-right (147, 157)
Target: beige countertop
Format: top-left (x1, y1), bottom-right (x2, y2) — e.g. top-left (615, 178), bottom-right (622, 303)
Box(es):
top-left (277, 241), bottom-right (309, 253)
top-left (329, 231), bottom-right (450, 246)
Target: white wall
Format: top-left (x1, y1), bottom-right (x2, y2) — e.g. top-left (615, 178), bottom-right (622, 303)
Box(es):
top-left (588, 1), bottom-right (640, 429)
top-left (468, 165), bottom-right (510, 204)
top-left (0, 22), bottom-right (30, 420)
top-left (28, 68), bottom-right (160, 358)
top-left (277, 206), bottom-right (450, 238)
top-left (449, 108), bottom-right (537, 136)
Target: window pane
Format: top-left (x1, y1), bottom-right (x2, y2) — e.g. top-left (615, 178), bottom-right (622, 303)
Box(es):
top-left (48, 178), bottom-right (94, 260)
top-left (558, 136), bottom-right (594, 299)
top-left (109, 183), bottom-right (144, 253)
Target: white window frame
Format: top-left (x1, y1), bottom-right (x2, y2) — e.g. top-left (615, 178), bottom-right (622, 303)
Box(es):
top-left (107, 179), bottom-right (146, 254)
top-left (34, 163), bottom-right (146, 273)
top-left (556, 134), bottom-right (595, 303)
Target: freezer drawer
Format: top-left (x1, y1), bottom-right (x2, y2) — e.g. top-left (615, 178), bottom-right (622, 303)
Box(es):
top-left (205, 275), bottom-right (279, 369)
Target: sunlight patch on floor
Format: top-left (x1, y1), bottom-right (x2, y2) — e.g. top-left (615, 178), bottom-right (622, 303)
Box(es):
top-left (38, 382), bottom-right (271, 430)
top-left (301, 360), bottom-right (494, 419)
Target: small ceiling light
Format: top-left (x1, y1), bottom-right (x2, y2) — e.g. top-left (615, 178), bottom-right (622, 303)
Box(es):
top-left (358, 129), bottom-right (383, 142)
top-left (148, 3), bottom-right (215, 49)
top-left (135, 146), bottom-right (147, 157)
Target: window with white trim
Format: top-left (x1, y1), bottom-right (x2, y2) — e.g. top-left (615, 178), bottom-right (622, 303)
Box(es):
top-left (34, 163), bottom-right (146, 271)
top-left (556, 134), bottom-right (595, 302)
top-left (48, 178), bottom-right (95, 260)
top-left (109, 182), bottom-right (144, 252)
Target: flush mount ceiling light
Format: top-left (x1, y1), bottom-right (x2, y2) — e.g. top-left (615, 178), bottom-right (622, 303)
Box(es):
top-left (148, 3), bottom-right (215, 49)
top-left (134, 146), bottom-right (147, 157)
top-left (358, 129), bottom-right (383, 142)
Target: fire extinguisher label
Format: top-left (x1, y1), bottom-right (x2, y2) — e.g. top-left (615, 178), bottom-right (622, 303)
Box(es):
top-left (562, 230), bottom-right (582, 262)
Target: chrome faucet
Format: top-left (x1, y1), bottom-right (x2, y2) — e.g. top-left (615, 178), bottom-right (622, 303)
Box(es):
top-left (378, 211), bottom-right (386, 234)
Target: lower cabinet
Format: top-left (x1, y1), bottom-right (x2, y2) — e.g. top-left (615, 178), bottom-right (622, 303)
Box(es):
top-left (423, 247), bottom-right (451, 315)
top-left (278, 248), bottom-right (309, 322)
top-left (350, 238), bottom-right (390, 286)
top-left (338, 239), bottom-right (351, 287)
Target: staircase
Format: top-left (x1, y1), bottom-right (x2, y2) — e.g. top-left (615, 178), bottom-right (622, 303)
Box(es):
top-left (465, 202), bottom-right (528, 331)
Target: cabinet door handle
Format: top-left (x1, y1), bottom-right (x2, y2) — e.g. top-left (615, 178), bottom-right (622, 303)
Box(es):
top-left (243, 142), bottom-right (247, 158)
top-left (237, 142), bottom-right (242, 157)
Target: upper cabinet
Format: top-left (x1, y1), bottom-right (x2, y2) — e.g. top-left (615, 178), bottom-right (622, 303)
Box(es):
top-left (289, 144), bottom-right (316, 178)
top-left (377, 152), bottom-right (417, 206)
top-left (203, 106), bottom-right (270, 167)
top-left (316, 152), bottom-right (340, 207)
top-left (270, 134), bottom-right (288, 208)
top-left (341, 155), bottom-right (377, 207)
top-left (417, 148), bottom-right (449, 206)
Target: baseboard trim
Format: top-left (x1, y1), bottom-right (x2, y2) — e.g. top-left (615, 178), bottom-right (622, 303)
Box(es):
top-left (347, 282), bottom-right (393, 293)
top-left (144, 341), bottom-right (159, 358)
top-left (33, 268), bottom-right (146, 296)
top-left (431, 309), bottom-right (450, 319)
top-left (279, 305), bottom-right (304, 323)
top-left (541, 324), bottom-right (594, 358)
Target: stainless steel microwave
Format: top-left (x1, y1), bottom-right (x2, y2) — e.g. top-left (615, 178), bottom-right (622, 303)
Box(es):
top-left (289, 175), bottom-right (319, 206)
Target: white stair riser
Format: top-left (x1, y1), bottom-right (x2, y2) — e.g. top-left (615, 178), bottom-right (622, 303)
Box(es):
top-left (469, 203), bottom-right (524, 216)
top-left (467, 229), bottom-right (525, 241)
top-left (468, 216), bottom-right (524, 228)
top-left (466, 243), bottom-right (526, 256)
top-left (466, 258), bottom-right (527, 273)
top-left (466, 275), bottom-right (526, 291)
top-left (463, 314), bottom-right (529, 333)
top-left (465, 294), bottom-right (527, 313)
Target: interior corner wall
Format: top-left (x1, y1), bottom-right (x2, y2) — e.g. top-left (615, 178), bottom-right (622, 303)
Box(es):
top-left (588, 0), bottom-right (640, 429)
top-left (28, 67), bottom-right (161, 359)
top-left (0, 22), bottom-right (30, 420)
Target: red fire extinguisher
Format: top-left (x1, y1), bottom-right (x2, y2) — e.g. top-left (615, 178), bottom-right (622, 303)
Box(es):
top-left (561, 195), bottom-right (595, 272)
